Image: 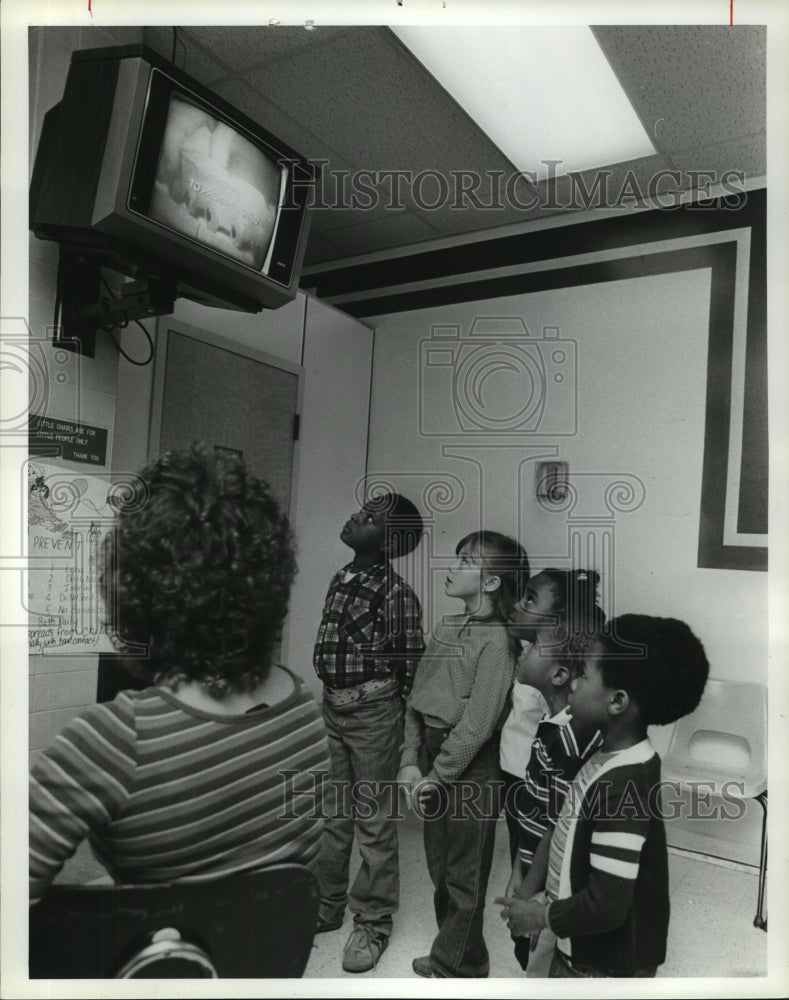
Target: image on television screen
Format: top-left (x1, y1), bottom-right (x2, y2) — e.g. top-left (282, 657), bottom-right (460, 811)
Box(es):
top-left (149, 93), bottom-right (285, 271)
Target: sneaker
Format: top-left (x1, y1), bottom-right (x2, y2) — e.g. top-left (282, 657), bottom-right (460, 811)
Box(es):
top-left (412, 955), bottom-right (435, 977)
top-left (341, 924), bottom-right (389, 973)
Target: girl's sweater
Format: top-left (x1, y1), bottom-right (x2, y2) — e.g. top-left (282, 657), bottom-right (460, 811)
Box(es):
top-left (400, 616), bottom-right (516, 782)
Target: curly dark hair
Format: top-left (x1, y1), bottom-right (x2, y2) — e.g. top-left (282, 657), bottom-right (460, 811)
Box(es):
top-left (597, 614), bottom-right (710, 726)
top-left (364, 492), bottom-right (424, 559)
top-left (537, 568), bottom-right (607, 666)
top-left (545, 628), bottom-right (603, 679)
top-left (101, 443), bottom-right (297, 697)
top-left (540, 569), bottom-right (605, 627)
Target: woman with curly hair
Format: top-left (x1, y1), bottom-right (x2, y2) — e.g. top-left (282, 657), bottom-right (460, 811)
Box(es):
top-left (30, 444), bottom-right (329, 904)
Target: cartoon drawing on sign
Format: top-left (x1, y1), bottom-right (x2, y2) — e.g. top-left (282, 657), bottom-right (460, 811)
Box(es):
top-left (27, 463), bottom-right (68, 533)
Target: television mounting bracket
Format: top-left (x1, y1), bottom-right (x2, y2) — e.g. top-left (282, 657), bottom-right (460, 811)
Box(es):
top-left (54, 247), bottom-right (176, 357)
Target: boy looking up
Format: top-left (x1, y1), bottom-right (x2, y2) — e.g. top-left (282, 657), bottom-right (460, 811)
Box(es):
top-left (497, 615), bottom-right (709, 978)
top-left (313, 493), bottom-right (425, 973)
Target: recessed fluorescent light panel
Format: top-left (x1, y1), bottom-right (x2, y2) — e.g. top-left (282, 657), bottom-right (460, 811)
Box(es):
top-left (392, 26), bottom-right (657, 180)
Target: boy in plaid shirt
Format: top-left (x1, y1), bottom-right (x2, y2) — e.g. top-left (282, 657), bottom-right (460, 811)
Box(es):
top-left (313, 492), bottom-right (425, 973)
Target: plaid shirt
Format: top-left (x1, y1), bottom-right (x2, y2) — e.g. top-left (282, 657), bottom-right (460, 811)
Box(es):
top-left (313, 560), bottom-right (425, 694)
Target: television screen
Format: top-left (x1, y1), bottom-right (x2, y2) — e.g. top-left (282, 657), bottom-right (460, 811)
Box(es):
top-left (148, 91), bottom-right (287, 274)
top-left (30, 45), bottom-right (315, 315)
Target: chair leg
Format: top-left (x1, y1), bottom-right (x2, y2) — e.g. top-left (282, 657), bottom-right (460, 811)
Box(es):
top-left (753, 791), bottom-right (767, 931)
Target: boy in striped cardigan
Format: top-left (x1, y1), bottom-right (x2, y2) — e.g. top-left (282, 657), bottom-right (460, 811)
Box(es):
top-left (496, 615), bottom-right (709, 977)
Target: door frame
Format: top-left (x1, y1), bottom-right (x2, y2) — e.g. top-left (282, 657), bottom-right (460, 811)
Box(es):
top-left (148, 317), bottom-right (305, 524)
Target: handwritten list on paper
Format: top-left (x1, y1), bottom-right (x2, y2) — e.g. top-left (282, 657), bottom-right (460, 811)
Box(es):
top-left (27, 461), bottom-right (116, 654)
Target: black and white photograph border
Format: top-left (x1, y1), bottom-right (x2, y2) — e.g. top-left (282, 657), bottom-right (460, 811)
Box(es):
top-left (2, 0), bottom-right (788, 998)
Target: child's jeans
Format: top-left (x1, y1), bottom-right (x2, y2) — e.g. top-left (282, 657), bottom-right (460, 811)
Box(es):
top-left (315, 681), bottom-right (403, 936)
top-left (422, 726), bottom-right (502, 977)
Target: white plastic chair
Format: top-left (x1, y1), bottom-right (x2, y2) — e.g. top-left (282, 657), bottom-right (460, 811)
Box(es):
top-left (660, 678), bottom-right (767, 930)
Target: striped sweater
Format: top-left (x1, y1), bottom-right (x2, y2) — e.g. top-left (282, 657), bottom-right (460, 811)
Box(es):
top-left (30, 672), bottom-right (330, 904)
top-left (516, 706), bottom-right (602, 866)
top-left (546, 739), bottom-right (670, 976)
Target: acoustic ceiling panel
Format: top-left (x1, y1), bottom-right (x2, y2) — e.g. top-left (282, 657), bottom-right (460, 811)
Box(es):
top-left (592, 26), bottom-right (766, 153)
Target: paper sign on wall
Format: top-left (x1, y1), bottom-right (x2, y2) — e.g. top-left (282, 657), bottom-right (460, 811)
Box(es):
top-left (27, 461), bottom-right (117, 654)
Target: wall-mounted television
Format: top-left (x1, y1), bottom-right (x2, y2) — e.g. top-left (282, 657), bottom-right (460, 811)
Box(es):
top-left (30, 44), bottom-right (316, 315)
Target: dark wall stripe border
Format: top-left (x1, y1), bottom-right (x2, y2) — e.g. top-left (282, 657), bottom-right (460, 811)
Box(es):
top-left (303, 192), bottom-right (763, 307)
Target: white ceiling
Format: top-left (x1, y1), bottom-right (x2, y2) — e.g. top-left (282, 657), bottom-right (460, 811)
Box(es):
top-left (141, 24), bottom-right (765, 270)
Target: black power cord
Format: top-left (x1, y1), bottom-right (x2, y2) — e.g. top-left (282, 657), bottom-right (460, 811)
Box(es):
top-left (100, 276), bottom-right (155, 366)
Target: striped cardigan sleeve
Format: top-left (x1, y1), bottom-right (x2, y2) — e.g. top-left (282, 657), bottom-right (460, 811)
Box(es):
top-left (29, 698), bottom-right (138, 904)
top-left (547, 767), bottom-right (651, 938)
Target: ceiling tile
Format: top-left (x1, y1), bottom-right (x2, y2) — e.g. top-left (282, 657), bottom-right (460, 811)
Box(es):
top-left (669, 135), bottom-right (766, 182)
top-left (404, 199), bottom-right (535, 239)
top-left (242, 27), bottom-right (513, 174)
top-left (185, 24), bottom-right (351, 73)
top-left (303, 231), bottom-right (344, 267)
top-left (144, 26), bottom-right (229, 85)
top-left (594, 26), bottom-right (765, 152)
top-left (31, 25), bottom-right (83, 51)
top-left (321, 211), bottom-right (439, 256)
top-left (309, 203), bottom-right (374, 234)
top-left (93, 26), bottom-right (145, 47)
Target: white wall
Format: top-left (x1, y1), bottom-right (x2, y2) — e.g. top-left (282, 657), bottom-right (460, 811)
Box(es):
top-left (367, 269), bottom-right (767, 680)
top-left (366, 268), bottom-right (767, 863)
